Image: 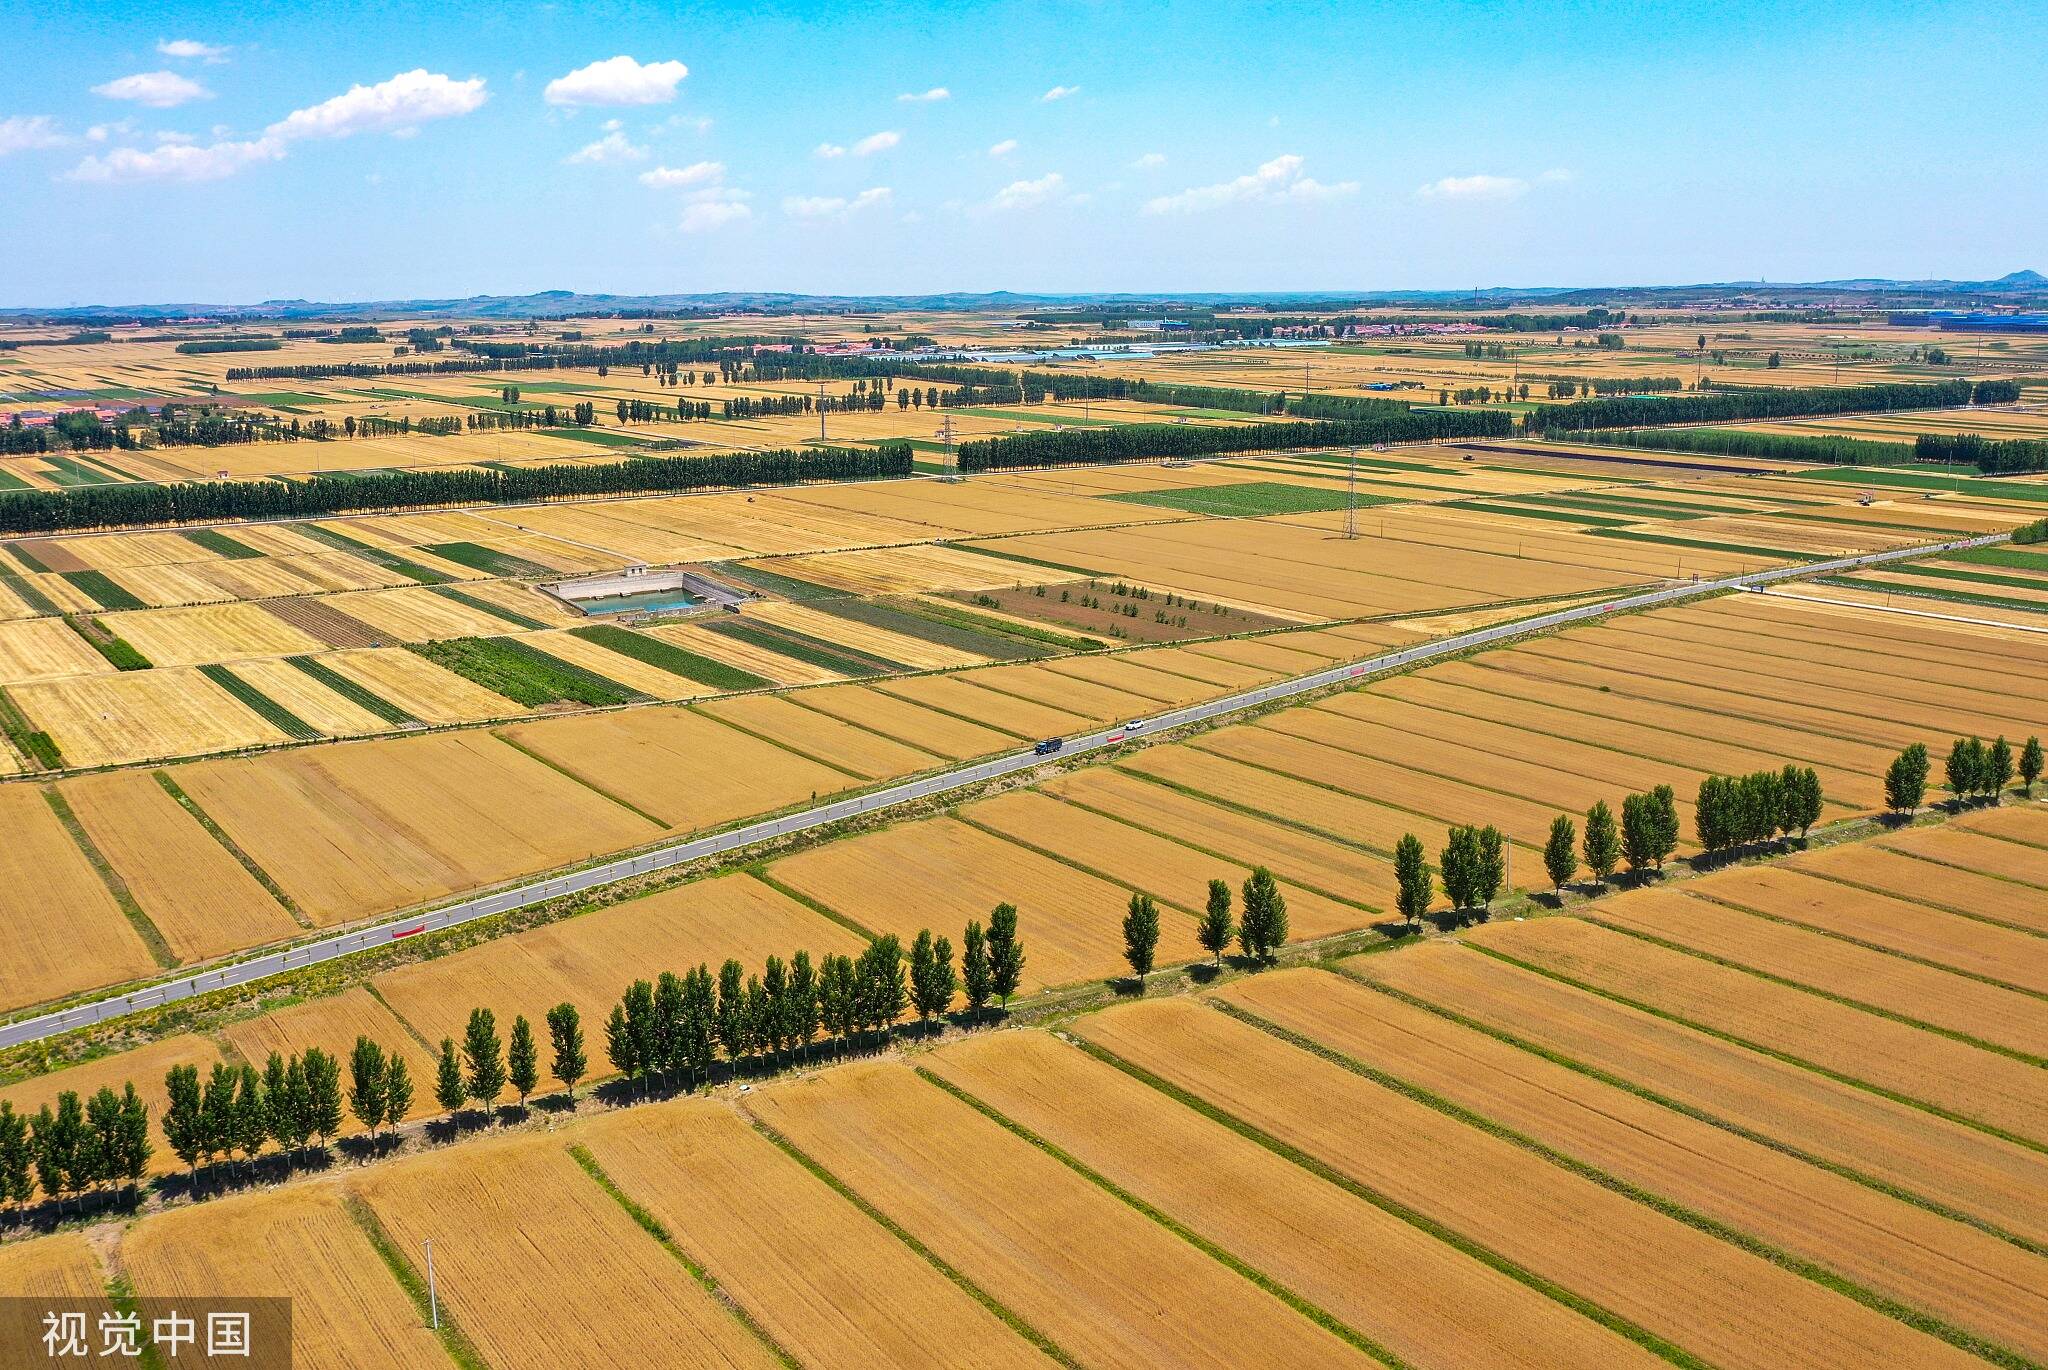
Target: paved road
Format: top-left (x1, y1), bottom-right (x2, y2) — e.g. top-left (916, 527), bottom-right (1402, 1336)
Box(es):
top-left (0, 530), bottom-right (2005, 1050)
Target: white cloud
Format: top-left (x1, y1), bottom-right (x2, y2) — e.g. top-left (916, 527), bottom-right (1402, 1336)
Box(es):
top-left (783, 186), bottom-right (892, 219)
top-left (66, 135), bottom-right (283, 183)
top-left (92, 71), bottom-right (212, 109)
top-left (814, 142), bottom-right (845, 158)
top-left (544, 55), bottom-right (688, 107)
top-left (85, 121), bottom-right (133, 143)
top-left (678, 188), bottom-right (750, 232)
top-left (567, 128), bottom-right (647, 164)
top-left (267, 70), bottom-right (487, 141)
top-left (1416, 173), bottom-right (1529, 202)
top-left (1131, 151), bottom-right (1165, 170)
top-left (987, 138), bottom-right (1018, 157)
top-left (1041, 84), bottom-right (1080, 102)
top-left (651, 112), bottom-right (713, 135)
top-left (153, 130), bottom-right (196, 145)
top-left (638, 160), bottom-right (723, 188)
top-left (986, 171), bottom-right (1064, 212)
top-left (897, 87), bottom-right (949, 103)
top-left (0, 115), bottom-right (67, 155)
top-left (157, 38), bottom-right (229, 63)
top-left (852, 130), bottom-right (900, 156)
top-left (1144, 153), bottom-right (1356, 214)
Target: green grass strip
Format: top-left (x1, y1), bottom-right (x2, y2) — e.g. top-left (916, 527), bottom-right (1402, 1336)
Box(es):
top-left (179, 528), bottom-right (265, 559)
top-left (1797, 466), bottom-right (2048, 503)
top-left (1585, 528), bottom-right (1822, 561)
top-left (748, 870), bottom-right (881, 942)
top-left (0, 686), bottom-right (62, 768)
top-left (1950, 546), bottom-right (2048, 572)
top-left (715, 560), bottom-right (854, 600)
top-left (910, 597), bottom-right (1104, 652)
top-left (492, 731), bottom-right (669, 830)
top-left (65, 616), bottom-right (151, 670)
top-left (420, 541), bottom-right (553, 577)
top-left (1817, 577), bottom-right (2048, 616)
top-left (917, 1066), bottom-right (1407, 1368)
top-left (151, 769), bottom-right (308, 925)
top-left (60, 568), bottom-right (146, 610)
top-left (739, 1110), bottom-right (1083, 1370)
top-left (1, 570), bottom-right (61, 614)
top-left (568, 623), bottom-right (768, 690)
top-left (815, 596), bottom-right (1049, 660)
top-left (1467, 941), bottom-right (2048, 1156)
top-left (1215, 997), bottom-right (2036, 1370)
top-left (1101, 481), bottom-right (1392, 517)
top-left (1344, 968), bottom-right (2048, 1258)
top-left (1445, 500), bottom-right (1633, 528)
top-left (198, 663), bottom-right (323, 740)
top-left (951, 541), bottom-right (1110, 578)
top-left (102, 1270), bottom-right (170, 1370)
top-left (1069, 1035), bottom-right (1712, 1370)
top-left (294, 523), bottom-right (455, 584)
top-left (429, 583), bottom-right (550, 630)
top-left (567, 1144), bottom-right (802, 1369)
top-left (409, 636), bottom-right (646, 707)
top-left (1880, 562), bottom-right (2048, 593)
top-left (5, 541), bottom-right (52, 572)
top-left (0, 468), bottom-right (29, 491)
top-left (703, 618), bottom-right (894, 676)
top-left (281, 654), bottom-right (420, 726)
top-left (43, 787), bottom-right (177, 968)
top-left (340, 1193), bottom-right (491, 1370)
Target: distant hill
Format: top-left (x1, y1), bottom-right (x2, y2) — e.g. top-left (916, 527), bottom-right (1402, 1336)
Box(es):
top-left (4, 273), bottom-right (2041, 323)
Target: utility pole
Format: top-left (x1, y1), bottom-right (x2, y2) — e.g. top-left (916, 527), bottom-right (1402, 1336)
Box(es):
top-left (1344, 449), bottom-right (1358, 538)
top-left (424, 1240), bottom-right (438, 1330)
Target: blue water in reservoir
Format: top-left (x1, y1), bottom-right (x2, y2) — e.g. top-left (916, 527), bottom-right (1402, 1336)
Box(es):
top-left (580, 589), bottom-right (703, 615)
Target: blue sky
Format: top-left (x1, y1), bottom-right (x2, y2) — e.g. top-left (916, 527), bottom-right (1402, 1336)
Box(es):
top-left (3, 0), bottom-right (2043, 305)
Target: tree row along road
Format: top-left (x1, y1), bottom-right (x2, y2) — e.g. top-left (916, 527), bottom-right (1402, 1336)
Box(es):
top-left (0, 531), bottom-right (2006, 1051)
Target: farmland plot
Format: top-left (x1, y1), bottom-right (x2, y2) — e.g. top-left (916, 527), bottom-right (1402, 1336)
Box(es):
top-left (316, 646), bottom-right (513, 723)
top-left (178, 731), bottom-right (658, 925)
top-left (221, 988), bottom-right (442, 1124)
top-left (98, 603), bottom-right (325, 669)
top-left (1074, 997), bottom-right (1984, 1370)
top-left (1225, 968), bottom-right (2048, 1365)
top-left (960, 788), bottom-right (1374, 933)
top-left (355, 1133), bottom-right (780, 1369)
top-left (501, 705), bottom-right (852, 828)
top-left (62, 769), bottom-right (299, 962)
top-left (1470, 917), bottom-right (2048, 1144)
top-left (0, 1232), bottom-right (105, 1300)
top-left (1795, 842), bottom-right (2048, 932)
top-left (1352, 941), bottom-right (2048, 1246)
top-left (122, 1185), bottom-right (447, 1370)
top-left (0, 617), bottom-right (108, 685)
top-left (0, 785), bottom-right (161, 1010)
top-left (696, 692), bottom-right (944, 779)
top-left (875, 673), bottom-right (1096, 739)
top-left (746, 1059), bottom-right (1371, 1369)
top-left (12, 667), bottom-right (289, 768)
top-left (1591, 887), bottom-right (2048, 1057)
top-left (0, 1035), bottom-right (221, 1176)
top-left (577, 1099), bottom-right (1050, 1369)
top-left (925, 1028), bottom-right (1659, 1370)
top-left (1691, 865), bottom-right (2048, 991)
top-left (769, 817), bottom-right (1156, 990)
top-left (373, 873), bottom-right (864, 1057)
top-left (788, 682), bottom-right (1020, 757)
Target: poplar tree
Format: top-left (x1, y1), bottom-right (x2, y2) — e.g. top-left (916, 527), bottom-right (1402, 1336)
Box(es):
top-left (1474, 826), bottom-right (1506, 910)
top-left (652, 973), bottom-right (686, 1084)
top-left (604, 1003), bottom-right (637, 1092)
top-left (1989, 737), bottom-right (2014, 803)
top-left (1543, 815), bottom-right (1577, 894)
top-left (1885, 744), bottom-right (1929, 815)
top-left (788, 950), bottom-right (820, 1060)
top-left (1197, 879), bottom-right (1234, 966)
top-left (383, 1057), bottom-right (414, 1132)
top-left (819, 955), bottom-right (856, 1053)
top-left (463, 1009), bottom-right (506, 1119)
top-left (683, 967), bottom-right (718, 1082)
top-left (508, 1016), bottom-right (539, 1110)
top-left (1620, 794), bottom-right (1658, 875)
top-left (116, 1084), bottom-right (152, 1196)
top-left (1240, 867), bottom-right (1288, 959)
top-left (715, 961), bottom-right (749, 1065)
top-left (2020, 736), bottom-right (2043, 797)
top-left (0, 1102), bottom-right (32, 1211)
top-left (862, 935), bottom-right (907, 1041)
top-left (1394, 833), bottom-right (1433, 926)
top-left (960, 922), bottom-right (993, 1023)
top-left (545, 1003), bottom-right (586, 1101)
top-left (304, 1048), bottom-right (343, 1147)
top-left (30, 1095), bottom-right (82, 1217)
top-left (162, 1065), bottom-right (203, 1179)
top-left (1122, 894), bottom-right (1161, 985)
top-left (1440, 827), bottom-right (1479, 913)
top-left (911, 930), bottom-right (957, 1033)
top-left (435, 1038), bottom-right (466, 1122)
top-left (987, 904), bottom-right (1024, 1009)
top-left (1583, 800), bottom-right (1620, 881)
top-left (232, 1065), bottom-right (267, 1176)
top-left (348, 1037), bottom-right (388, 1141)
